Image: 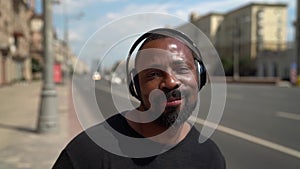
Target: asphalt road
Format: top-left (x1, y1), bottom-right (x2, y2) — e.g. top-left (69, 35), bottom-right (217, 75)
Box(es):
top-left (72, 75), bottom-right (300, 169)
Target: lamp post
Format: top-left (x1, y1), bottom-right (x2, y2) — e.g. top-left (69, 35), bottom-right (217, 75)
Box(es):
top-left (37, 0), bottom-right (58, 133)
top-left (296, 0), bottom-right (300, 86)
top-left (233, 18), bottom-right (240, 81)
top-left (62, 1), bottom-right (84, 82)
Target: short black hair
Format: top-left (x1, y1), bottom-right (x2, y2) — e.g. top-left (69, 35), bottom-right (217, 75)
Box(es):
top-left (135, 33), bottom-right (197, 64)
top-left (138, 34), bottom-right (168, 51)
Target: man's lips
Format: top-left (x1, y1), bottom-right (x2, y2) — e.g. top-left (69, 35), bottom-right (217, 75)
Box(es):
top-left (165, 98), bottom-right (183, 107)
top-left (150, 89), bottom-right (184, 108)
top-left (166, 99), bottom-right (182, 107)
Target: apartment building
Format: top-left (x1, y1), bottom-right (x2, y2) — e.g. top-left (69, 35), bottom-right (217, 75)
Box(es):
top-left (190, 12), bottom-right (224, 45)
top-left (180, 3), bottom-right (288, 76)
top-left (217, 3), bottom-right (287, 58)
top-left (0, 0), bottom-right (34, 85)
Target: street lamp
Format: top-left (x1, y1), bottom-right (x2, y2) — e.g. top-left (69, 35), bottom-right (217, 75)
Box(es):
top-left (296, 0), bottom-right (300, 86)
top-left (233, 18), bottom-right (240, 81)
top-left (63, 2), bottom-right (84, 82)
top-left (37, 0), bottom-right (58, 133)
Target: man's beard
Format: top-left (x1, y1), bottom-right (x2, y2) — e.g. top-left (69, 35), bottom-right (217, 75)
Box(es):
top-left (153, 90), bottom-right (197, 128)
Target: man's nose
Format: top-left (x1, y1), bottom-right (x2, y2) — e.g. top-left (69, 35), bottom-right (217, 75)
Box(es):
top-left (160, 72), bottom-right (181, 90)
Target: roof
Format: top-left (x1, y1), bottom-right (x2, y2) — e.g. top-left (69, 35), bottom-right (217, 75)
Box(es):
top-left (198, 12), bottom-right (224, 20)
top-left (225, 2), bottom-right (287, 16)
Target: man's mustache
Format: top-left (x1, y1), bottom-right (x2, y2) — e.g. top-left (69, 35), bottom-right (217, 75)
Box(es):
top-left (165, 89), bottom-right (182, 100)
top-left (151, 89), bottom-right (185, 102)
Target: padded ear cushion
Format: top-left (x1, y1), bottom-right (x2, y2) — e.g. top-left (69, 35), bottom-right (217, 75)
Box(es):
top-left (196, 60), bottom-right (207, 90)
top-left (128, 69), bottom-right (141, 100)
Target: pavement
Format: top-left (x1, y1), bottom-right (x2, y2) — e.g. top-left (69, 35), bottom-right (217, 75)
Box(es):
top-left (0, 80), bottom-right (83, 169)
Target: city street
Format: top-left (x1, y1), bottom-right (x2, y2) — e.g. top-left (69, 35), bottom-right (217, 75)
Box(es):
top-left (72, 75), bottom-right (300, 169)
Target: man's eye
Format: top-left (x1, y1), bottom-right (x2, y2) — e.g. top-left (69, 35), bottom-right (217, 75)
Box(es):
top-left (146, 71), bottom-right (161, 78)
top-left (176, 66), bottom-right (190, 73)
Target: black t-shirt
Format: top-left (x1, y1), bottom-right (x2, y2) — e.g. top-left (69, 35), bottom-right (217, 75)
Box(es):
top-left (53, 113), bottom-right (226, 169)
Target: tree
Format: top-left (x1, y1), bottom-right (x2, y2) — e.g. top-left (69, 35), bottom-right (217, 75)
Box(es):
top-left (239, 56), bottom-right (256, 76)
top-left (31, 58), bottom-right (43, 73)
top-left (221, 57), bottom-right (233, 76)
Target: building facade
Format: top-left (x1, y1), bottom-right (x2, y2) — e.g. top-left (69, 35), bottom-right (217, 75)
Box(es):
top-left (30, 14), bottom-right (43, 79)
top-left (216, 3), bottom-right (287, 59)
top-left (0, 0), bottom-right (88, 86)
top-left (256, 48), bottom-right (296, 81)
top-left (181, 3), bottom-right (288, 76)
top-left (190, 12), bottom-right (224, 45)
top-left (0, 0), bottom-right (34, 85)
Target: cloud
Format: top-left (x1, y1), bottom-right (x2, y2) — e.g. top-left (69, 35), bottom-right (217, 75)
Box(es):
top-left (105, 3), bottom-right (176, 20)
top-left (69, 30), bottom-right (84, 42)
top-left (53, 0), bottom-right (124, 15)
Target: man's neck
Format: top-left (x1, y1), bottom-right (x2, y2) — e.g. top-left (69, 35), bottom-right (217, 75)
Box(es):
top-left (125, 111), bottom-right (191, 145)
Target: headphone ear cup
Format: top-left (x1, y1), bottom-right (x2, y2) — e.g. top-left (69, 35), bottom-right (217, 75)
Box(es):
top-left (196, 60), bottom-right (207, 90)
top-left (128, 69), bottom-right (141, 100)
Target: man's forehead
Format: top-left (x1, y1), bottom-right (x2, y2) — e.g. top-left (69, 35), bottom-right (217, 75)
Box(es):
top-left (135, 37), bottom-right (194, 66)
top-left (135, 49), bottom-right (193, 72)
top-left (140, 37), bottom-right (192, 52)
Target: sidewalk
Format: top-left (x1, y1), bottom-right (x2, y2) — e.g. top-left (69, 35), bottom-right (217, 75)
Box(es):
top-left (0, 81), bottom-right (82, 169)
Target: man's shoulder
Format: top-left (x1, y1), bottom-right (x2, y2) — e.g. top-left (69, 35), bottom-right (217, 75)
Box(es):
top-left (64, 126), bottom-right (102, 156)
top-left (182, 127), bottom-right (224, 157)
top-left (65, 113), bottom-right (128, 151)
top-left (64, 114), bottom-right (120, 152)
top-left (178, 127), bottom-right (226, 168)
top-left (184, 127), bottom-right (220, 150)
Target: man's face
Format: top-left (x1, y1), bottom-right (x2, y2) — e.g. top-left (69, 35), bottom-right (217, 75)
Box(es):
top-left (135, 37), bottom-right (199, 127)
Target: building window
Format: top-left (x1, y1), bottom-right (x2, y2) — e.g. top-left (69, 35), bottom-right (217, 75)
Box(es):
top-left (14, 35), bottom-right (19, 48)
top-left (257, 9), bottom-right (264, 19)
top-left (273, 62), bottom-right (278, 77)
top-left (277, 28), bottom-right (281, 38)
top-left (263, 62), bottom-right (267, 77)
top-left (278, 17), bottom-right (282, 24)
top-left (274, 9), bottom-right (281, 15)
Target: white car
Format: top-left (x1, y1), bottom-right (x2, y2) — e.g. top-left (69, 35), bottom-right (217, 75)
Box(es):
top-left (111, 76), bottom-right (122, 84)
top-left (92, 72), bottom-right (101, 81)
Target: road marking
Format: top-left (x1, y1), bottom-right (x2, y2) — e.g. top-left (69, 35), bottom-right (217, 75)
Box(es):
top-left (194, 118), bottom-right (300, 159)
top-left (96, 84), bottom-right (300, 159)
top-left (276, 111), bottom-right (300, 121)
top-left (227, 93), bottom-right (243, 100)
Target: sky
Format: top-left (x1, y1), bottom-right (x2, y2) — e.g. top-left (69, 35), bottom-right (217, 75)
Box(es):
top-left (35, 0), bottom-right (297, 70)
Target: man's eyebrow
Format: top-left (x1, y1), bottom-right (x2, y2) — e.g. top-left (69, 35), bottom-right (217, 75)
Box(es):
top-left (171, 60), bottom-right (187, 66)
top-left (146, 64), bottom-right (164, 69)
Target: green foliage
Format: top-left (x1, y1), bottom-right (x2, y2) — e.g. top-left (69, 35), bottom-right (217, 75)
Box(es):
top-left (239, 57), bottom-right (256, 76)
top-left (221, 57), bottom-right (233, 76)
top-left (31, 58), bottom-right (43, 73)
top-left (220, 56), bottom-right (256, 76)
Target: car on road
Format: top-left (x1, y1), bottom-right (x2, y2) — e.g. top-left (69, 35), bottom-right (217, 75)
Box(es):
top-left (111, 76), bottom-right (122, 84)
top-left (92, 71), bottom-right (101, 81)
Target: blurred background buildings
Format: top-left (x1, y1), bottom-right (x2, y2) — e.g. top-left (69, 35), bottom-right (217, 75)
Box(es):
top-left (178, 2), bottom-right (297, 83)
top-left (0, 0), bottom-right (88, 86)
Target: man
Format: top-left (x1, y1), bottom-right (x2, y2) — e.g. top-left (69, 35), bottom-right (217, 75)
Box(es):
top-left (53, 28), bottom-right (226, 169)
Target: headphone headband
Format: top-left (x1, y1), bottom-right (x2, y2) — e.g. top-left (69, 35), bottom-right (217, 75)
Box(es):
top-left (126, 28), bottom-right (203, 76)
